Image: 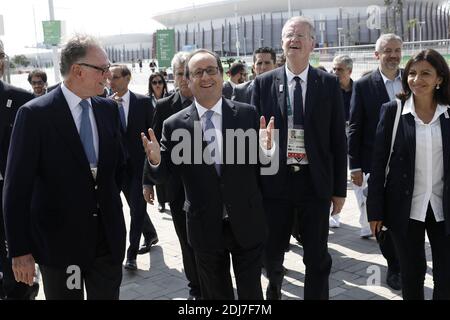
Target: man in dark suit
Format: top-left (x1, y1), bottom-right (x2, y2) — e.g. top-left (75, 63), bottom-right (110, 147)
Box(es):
top-left (252, 16), bottom-right (347, 300)
top-left (142, 51), bottom-right (201, 299)
top-left (222, 62), bottom-right (247, 99)
top-left (348, 33), bottom-right (403, 291)
top-left (0, 41), bottom-right (39, 300)
top-left (108, 64), bottom-right (157, 271)
top-left (142, 49), bottom-right (270, 300)
top-left (233, 47), bottom-right (276, 104)
top-left (3, 35), bottom-right (126, 300)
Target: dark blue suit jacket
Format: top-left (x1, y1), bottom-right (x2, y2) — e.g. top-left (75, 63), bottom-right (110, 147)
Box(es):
top-left (121, 91), bottom-right (153, 177)
top-left (367, 100), bottom-right (450, 236)
top-left (0, 81), bottom-right (34, 177)
top-left (3, 86), bottom-right (127, 268)
top-left (146, 99), bottom-right (267, 251)
top-left (348, 69), bottom-right (393, 173)
top-left (251, 66), bottom-right (347, 200)
top-left (232, 80), bottom-right (254, 104)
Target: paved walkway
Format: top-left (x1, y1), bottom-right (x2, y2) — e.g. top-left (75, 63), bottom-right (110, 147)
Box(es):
top-left (34, 181), bottom-right (434, 300)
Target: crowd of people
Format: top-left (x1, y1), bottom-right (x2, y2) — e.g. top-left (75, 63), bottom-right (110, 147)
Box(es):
top-left (1, 14), bottom-right (449, 300)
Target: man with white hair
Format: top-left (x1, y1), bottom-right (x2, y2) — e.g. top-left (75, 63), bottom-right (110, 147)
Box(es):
top-left (348, 33), bottom-right (403, 291)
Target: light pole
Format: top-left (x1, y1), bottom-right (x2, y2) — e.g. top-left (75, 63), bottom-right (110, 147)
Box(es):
top-left (418, 21), bottom-right (426, 50)
top-left (48, 0), bottom-right (60, 83)
top-left (288, 0), bottom-right (292, 18)
top-left (337, 27), bottom-right (343, 49)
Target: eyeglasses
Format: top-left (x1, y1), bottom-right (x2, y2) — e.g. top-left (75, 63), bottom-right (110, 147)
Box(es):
top-left (0, 52), bottom-right (6, 60)
top-left (283, 33), bottom-right (313, 40)
top-left (191, 66), bottom-right (220, 79)
top-left (151, 80), bottom-right (164, 85)
top-left (77, 62), bottom-right (111, 75)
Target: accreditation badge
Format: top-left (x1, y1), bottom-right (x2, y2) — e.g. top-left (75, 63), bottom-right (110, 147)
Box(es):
top-left (287, 128), bottom-right (306, 159)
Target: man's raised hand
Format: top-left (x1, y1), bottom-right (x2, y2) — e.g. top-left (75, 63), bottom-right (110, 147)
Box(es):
top-left (141, 128), bottom-right (161, 165)
top-left (259, 116), bottom-right (275, 150)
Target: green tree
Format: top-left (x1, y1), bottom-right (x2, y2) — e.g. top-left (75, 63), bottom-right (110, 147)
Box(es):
top-left (12, 55), bottom-right (30, 67)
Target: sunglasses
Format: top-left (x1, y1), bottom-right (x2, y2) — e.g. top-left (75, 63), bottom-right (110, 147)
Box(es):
top-left (151, 80), bottom-right (164, 85)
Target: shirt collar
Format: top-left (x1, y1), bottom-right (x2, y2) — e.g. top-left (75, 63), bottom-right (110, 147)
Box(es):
top-left (195, 98), bottom-right (223, 119)
top-left (61, 82), bottom-right (92, 112)
top-left (228, 80), bottom-right (237, 89)
top-left (285, 64), bottom-right (309, 84)
top-left (118, 90), bottom-right (130, 105)
top-left (379, 68), bottom-right (402, 85)
top-left (402, 95), bottom-right (449, 124)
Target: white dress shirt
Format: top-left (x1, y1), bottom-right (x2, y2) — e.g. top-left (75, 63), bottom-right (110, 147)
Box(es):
top-left (195, 98), bottom-right (223, 166)
top-left (117, 90), bottom-right (131, 127)
top-left (380, 68), bottom-right (402, 102)
top-left (61, 83), bottom-right (99, 162)
top-left (402, 96), bottom-right (447, 222)
top-left (285, 64), bottom-right (309, 165)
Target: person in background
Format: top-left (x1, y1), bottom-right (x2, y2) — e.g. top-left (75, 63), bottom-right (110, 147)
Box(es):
top-left (367, 49), bottom-right (450, 300)
top-left (222, 62), bottom-right (247, 99)
top-left (27, 69), bottom-right (48, 97)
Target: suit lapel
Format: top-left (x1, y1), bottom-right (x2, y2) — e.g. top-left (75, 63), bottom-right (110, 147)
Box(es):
top-left (91, 98), bottom-right (105, 178)
top-left (373, 69), bottom-right (390, 104)
top-left (221, 99), bottom-right (238, 176)
top-left (305, 66), bottom-right (319, 124)
top-left (173, 92), bottom-right (183, 113)
top-left (275, 68), bottom-right (287, 121)
top-left (49, 87), bottom-right (92, 171)
top-left (402, 113), bottom-right (416, 170)
top-left (127, 92), bottom-right (139, 135)
top-left (440, 109), bottom-right (450, 180)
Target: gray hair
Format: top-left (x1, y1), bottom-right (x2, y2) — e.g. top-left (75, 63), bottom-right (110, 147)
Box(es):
top-left (282, 16), bottom-right (316, 40)
top-left (60, 34), bottom-right (102, 76)
top-left (171, 51), bottom-right (190, 70)
top-left (333, 54), bottom-right (353, 70)
top-left (375, 33), bottom-right (403, 52)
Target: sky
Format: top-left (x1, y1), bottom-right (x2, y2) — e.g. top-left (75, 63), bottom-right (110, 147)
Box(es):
top-left (0, 0), bottom-right (222, 55)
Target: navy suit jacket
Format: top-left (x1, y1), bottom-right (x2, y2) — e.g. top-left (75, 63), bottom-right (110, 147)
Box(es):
top-left (121, 91), bottom-right (153, 177)
top-left (222, 81), bottom-right (234, 100)
top-left (142, 91), bottom-right (186, 203)
top-left (367, 100), bottom-right (450, 236)
top-left (3, 86), bottom-right (127, 268)
top-left (145, 99), bottom-right (267, 251)
top-left (232, 80), bottom-right (254, 104)
top-left (348, 69), bottom-right (396, 173)
top-left (251, 66), bottom-right (347, 200)
top-left (0, 81), bottom-right (34, 177)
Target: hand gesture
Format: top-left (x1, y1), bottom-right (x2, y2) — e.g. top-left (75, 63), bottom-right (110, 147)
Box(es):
top-left (141, 128), bottom-right (161, 165)
top-left (259, 116), bottom-right (275, 150)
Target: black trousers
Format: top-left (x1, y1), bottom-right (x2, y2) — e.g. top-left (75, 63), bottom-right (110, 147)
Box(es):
top-left (122, 174), bottom-right (155, 259)
top-left (0, 182), bottom-right (34, 300)
top-left (155, 183), bottom-right (168, 205)
top-left (391, 204), bottom-right (450, 300)
top-left (194, 221), bottom-right (263, 300)
top-left (39, 217), bottom-right (122, 300)
top-left (170, 197), bottom-right (201, 297)
top-left (264, 166), bottom-right (332, 300)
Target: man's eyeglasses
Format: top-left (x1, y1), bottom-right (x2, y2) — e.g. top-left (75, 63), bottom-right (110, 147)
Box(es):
top-left (151, 80), bottom-right (164, 85)
top-left (77, 62), bottom-right (111, 75)
top-left (283, 33), bottom-right (313, 40)
top-left (0, 52), bottom-right (6, 60)
top-left (191, 66), bottom-right (219, 79)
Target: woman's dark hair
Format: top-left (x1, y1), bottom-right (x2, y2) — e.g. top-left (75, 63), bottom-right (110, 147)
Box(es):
top-left (398, 49), bottom-right (450, 105)
top-left (148, 72), bottom-right (168, 98)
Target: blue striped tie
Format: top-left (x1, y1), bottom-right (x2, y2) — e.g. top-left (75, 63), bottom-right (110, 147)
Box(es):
top-left (117, 98), bottom-right (127, 131)
top-left (204, 110), bottom-right (221, 175)
top-left (79, 99), bottom-right (97, 167)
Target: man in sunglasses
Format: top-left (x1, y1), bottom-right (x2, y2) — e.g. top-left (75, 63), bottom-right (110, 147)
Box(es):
top-left (0, 40), bottom-right (39, 300)
top-left (3, 35), bottom-right (127, 300)
top-left (27, 69), bottom-right (48, 97)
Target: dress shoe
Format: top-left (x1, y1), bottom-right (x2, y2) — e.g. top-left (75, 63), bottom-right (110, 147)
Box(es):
top-left (137, 236), bottom-right (159, 254)
top-left (124, 259), bottom-right (137, 271)
top-left (158, 203), bottom-right (166, 213)
top-left (386, 270), bottom-right (402, 290)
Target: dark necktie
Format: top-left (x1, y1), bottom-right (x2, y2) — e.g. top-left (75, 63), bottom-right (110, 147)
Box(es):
top-left (79, 99), bottom-right (97, 167)
top-left (204, 110), bottom-right (221, 175)
top-left (116, 98), bottom-right (127, 131)
top-left (293, 76), bottom-right (304, 126)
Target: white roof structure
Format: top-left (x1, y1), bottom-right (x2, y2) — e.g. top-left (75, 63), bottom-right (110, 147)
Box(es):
top-left (152, 0), bottom-right (445, 27)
